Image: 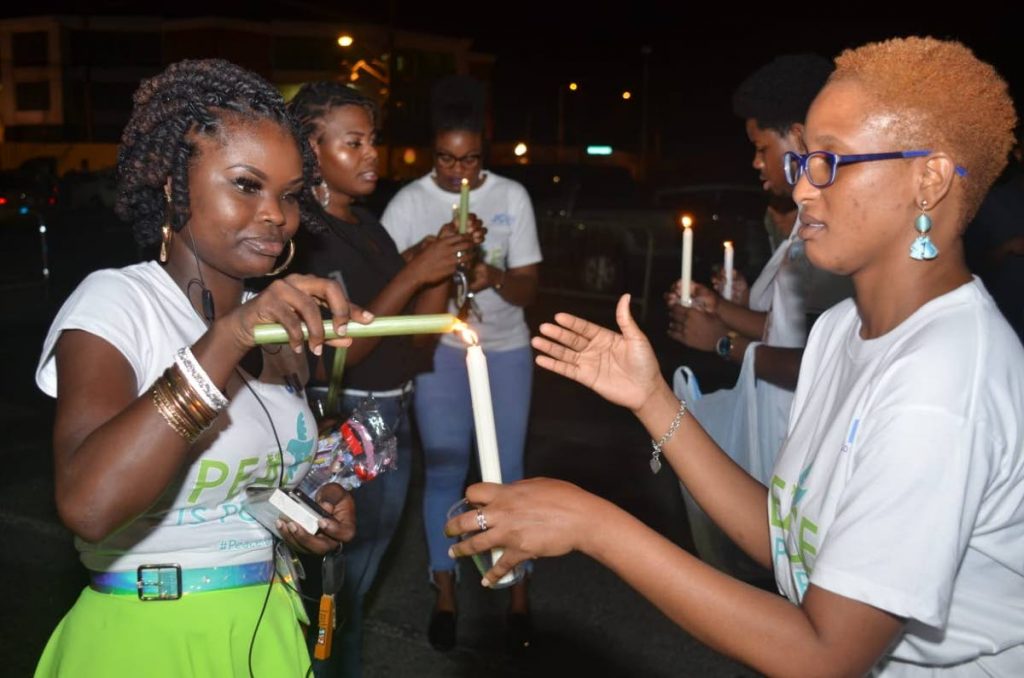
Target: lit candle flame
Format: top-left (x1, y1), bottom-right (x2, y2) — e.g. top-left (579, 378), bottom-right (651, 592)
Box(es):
top-left (724, 240), bottom-right (733, 248)
top-left (455, 322), bottom-right (480, 346)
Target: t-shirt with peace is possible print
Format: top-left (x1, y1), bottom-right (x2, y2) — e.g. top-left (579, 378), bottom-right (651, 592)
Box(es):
top-left (37, 261), bottom-right (315, 573)
top-left (770, 278), bottom-right (1024, 675)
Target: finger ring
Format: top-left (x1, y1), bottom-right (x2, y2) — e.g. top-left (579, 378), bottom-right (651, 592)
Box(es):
top-left (475, 508), bottom-right (488, 531)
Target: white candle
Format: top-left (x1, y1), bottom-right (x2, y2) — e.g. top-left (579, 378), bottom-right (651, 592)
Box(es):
top-left (464, 335), bottom-right (515, 585)
top-left (680, 218), bottom-right (693, 306)
top-left (466, 343), bottom-right (502, 484)
top-left (723, 241), bottom-right (734, 301)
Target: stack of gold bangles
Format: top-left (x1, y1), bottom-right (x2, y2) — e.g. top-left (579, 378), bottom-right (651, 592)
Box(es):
top-left (151, 348), bottom-right (228, 443)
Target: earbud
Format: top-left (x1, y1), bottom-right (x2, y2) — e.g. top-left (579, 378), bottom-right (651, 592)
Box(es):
top-left (202, 289), bottom-right (216, 322)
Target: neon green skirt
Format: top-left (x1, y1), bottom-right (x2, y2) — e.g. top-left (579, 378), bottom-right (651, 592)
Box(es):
top-left (35, 582), bottom-right (310, 677)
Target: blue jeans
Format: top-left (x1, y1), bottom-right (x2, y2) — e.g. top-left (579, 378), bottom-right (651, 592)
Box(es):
top-left (305, 390), bottom-right (413, 678)
top-left (415, 343), bottom-right (533, 573)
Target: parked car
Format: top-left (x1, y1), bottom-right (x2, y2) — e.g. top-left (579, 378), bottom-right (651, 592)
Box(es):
top-left (652, 183), bottom-right (772, 284)
top-left (0, 170), bottom-right (54, 286)
top-left (0, 169), bottom-right (59, 213)
top-left (492, 164), bottom-right (769, 317)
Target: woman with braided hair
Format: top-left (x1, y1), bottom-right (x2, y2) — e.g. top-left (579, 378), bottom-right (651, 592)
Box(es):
top-left (287, 81), bottom-right (481, 678)
top-left (34, 59), bottom-right (368, 676)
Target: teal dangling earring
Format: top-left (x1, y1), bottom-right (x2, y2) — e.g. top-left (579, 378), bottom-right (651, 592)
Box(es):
top-left (909, 199), bottom-right (939, 261)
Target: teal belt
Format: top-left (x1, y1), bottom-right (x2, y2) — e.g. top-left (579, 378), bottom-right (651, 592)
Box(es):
top-left (89, 561), bottom-right (274, 600)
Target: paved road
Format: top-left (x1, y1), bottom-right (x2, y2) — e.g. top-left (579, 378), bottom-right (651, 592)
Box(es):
top-left (0, 264), bottom-right (757, 677)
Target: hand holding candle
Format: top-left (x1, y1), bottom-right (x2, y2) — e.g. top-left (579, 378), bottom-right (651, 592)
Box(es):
top-left (722, 241), bottom-right (734, 302)
top-left (679, 215), bottom-right (694, 306)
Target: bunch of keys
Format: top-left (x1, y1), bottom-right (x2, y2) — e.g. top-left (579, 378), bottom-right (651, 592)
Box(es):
top-left (314, 548), bottom-right (346, 660)
top-left (453, 268), bottom-right (482, 322)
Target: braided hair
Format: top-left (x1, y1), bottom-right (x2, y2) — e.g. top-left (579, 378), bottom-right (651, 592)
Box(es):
top-left (287, 81), bottom-right (379, 147)
top-left (115, 58), bottom-right (322, 246)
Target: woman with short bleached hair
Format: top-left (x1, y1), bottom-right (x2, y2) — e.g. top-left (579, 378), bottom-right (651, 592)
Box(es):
top-left (448, 37), bottom-right (1024, 676)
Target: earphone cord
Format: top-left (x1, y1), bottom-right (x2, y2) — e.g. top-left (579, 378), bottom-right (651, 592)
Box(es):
top-left (238, 367), bottom-right (288, 678)
top-left (184, 229), bottom-right (314, 677)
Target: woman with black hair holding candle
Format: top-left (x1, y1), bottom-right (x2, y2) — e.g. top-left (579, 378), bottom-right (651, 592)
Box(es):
top-left (288, 81), bottom-right (480, 677)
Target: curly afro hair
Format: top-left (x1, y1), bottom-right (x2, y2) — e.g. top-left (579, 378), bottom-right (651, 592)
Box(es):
top-left (830, 36), bottom-right (1018, 221)
top-left (115, 58), bottom-right (322, 247)
top-left (287, 81), bottom-right (379, 147)
top-left (732, 54), bottom-right (834, 133)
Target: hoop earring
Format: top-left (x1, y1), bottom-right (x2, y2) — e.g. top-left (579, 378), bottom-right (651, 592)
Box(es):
top-left (909, 199), bottom-right (938, 261)
top-left (315, 180), bottom-right (330, 209)
top-left (265, 239), bottom-right (296, 277)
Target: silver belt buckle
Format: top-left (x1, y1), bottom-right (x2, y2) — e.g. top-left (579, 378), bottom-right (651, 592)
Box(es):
top-left (137, 564), bottom-right (182, 601)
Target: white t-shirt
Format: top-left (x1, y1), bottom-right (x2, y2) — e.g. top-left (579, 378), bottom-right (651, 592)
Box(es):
top-left (770, 278), bottom-right (1024, 675)
top-left (36, 261), bottom-right (315, 572)
top-left (751, 222), bottom-right (852, 348)
top-left (381, 171), bottom-right (543, 352)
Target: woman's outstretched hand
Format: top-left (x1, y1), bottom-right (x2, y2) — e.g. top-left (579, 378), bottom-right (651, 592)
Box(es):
top-left (531, 294), bottom-right (663, 413)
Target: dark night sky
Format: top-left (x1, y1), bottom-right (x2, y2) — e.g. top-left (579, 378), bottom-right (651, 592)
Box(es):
top-left (5, 4), bottom-right (1021, 183)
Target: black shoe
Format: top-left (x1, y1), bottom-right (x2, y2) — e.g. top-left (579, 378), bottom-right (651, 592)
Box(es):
top-left (506, 611), bottom-right (532, 652)
top-left (428, 609), bottom-right (457, 652)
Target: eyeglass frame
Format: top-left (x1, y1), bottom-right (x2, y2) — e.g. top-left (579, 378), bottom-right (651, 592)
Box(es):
top-left (434, 150), bottom-right (483, 169)
top-left (782, 149), bottom-right (968, 188)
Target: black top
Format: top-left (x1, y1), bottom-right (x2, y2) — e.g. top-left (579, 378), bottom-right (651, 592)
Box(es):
top-left (294, 206), bottom-right (431, 390)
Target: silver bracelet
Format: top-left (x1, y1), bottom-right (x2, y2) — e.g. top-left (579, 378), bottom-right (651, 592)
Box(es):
top-left (174, 347), bottom-right (229, 411)
top-left (650, 399), bottom-right (687, 474)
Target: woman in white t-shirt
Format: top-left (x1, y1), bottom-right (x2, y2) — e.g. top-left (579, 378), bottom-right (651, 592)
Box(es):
top-left (33, 59), bottom-right (368, 677)
top-left (381, 78), bottom-right (542, 652)
top-left (447, 38), bottom-right (1024, 676)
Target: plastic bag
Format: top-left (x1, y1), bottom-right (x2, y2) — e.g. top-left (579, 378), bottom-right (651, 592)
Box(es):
top-left (298, 397), bottom-right (398, 495)
top-left (674, 343), bottom-right (774, 581)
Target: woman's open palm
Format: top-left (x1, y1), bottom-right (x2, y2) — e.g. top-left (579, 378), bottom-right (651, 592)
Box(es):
top-left (531, 294), bottom-right (661, 412)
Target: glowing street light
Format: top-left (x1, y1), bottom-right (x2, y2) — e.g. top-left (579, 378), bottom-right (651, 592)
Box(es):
top-left (622, 91), bottom-right (632, 100)
top-left (337, 34), bottom-right (354, 47)
top-left (514, 142), bottom-right (528, 157)
top-left (569, 82), bottom-right (579, 91)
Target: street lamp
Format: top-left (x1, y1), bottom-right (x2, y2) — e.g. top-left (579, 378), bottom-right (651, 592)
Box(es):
top-left (558, 82), bottom-right (578, 161)
top-left (337, 34), bottom-right (354, 47)
top-left (621, 91), bottom-right (632, 100)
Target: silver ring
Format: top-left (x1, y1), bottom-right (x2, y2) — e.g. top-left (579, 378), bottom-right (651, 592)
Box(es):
top-left (475, 508), bottom-right (488, 531)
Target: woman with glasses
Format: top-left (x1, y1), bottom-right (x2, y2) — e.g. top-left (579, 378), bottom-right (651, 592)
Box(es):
top-left (381, 76), bottom-right (542, 652)
top-left (448, 37), bottom-right (1023, 676)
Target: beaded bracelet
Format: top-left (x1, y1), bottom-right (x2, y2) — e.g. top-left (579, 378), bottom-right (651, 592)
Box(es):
top-left (174, 347), bottom-right (229, 411)
top-left (649, 398), bottom-right (687, 474)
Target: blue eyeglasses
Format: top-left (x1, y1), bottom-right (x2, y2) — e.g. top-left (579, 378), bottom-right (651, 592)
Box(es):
top-left (783, 150), bottom-right (968, 188)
